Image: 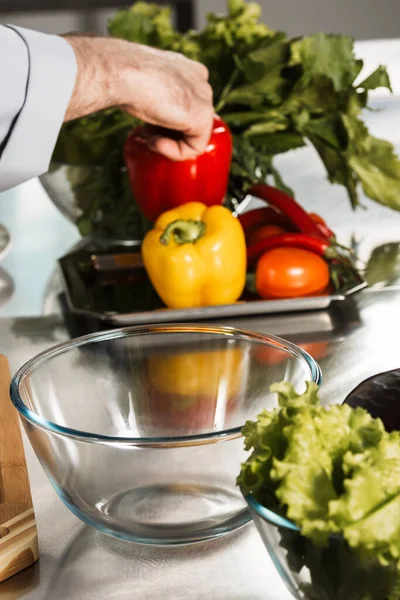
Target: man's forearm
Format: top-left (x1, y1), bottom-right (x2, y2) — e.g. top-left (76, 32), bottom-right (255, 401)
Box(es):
top-left (0, 27), bottom-right (213, 192)
top-left (63, 36), bottom-right (115, 121)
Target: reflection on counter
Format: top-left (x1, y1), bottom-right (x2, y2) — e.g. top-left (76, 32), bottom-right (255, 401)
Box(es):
top-left (364, 241), bottom-right (400, 289)
top-left (42, 524), bottom-right (259, 600)
top-left (0, 223), bottom-right (10, 262)
top-left (0, 268), bottom-right (14, 311)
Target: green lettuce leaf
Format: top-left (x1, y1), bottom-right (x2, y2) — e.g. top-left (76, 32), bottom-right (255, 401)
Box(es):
top-left (271, 408), bottom-right (339, 541)
top-left (53, 109), bottom-right (138, 166)
top-left (222, 68), bottom-right (288, 107)
top-left (343, 115), bottom-right (400, 210)
top-left (239, 39), bottom-right (290, 83)
top-left (238, 409), bottom-right (286, 511)
top-left (357, 65), bottom-right (393, 93)
top-left (330, 433), bottom-right (400, 530)
top-left (344, 493), bottom-right (400, 565)
top-left (108, 1), bottom-right (176, 47)
top-left (244, 114), bottom-right (288, 136)
top-left (271, 401), bottom-right (385, 543)
top-left (238, 381), bottom-right (400, 568)
top-left (365, 242), bottom-right (400, 288)
top-left (303, 116), bottom-right (347, 150)
top-left (290, 33), bottom-right (360, 93)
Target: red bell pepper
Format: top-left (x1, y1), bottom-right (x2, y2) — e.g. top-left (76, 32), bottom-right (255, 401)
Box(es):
top-left (124, 116), bottom-right (233, 223)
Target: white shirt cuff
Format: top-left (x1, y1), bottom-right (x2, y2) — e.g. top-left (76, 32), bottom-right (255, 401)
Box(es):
top-left (0, 26), bottom-right (77, 191)
top-left (0, 26), bottom-right (29, 153)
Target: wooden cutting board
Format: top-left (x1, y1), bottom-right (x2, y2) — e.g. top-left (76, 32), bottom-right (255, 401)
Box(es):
top-left (0, 355), bottom-right (38, 583)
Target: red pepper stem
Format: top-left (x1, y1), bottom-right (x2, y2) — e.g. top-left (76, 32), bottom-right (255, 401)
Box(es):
top-left (160, 219), bottom-right (206, 246)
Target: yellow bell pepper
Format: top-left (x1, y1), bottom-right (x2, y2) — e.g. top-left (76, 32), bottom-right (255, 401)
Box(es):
top-left (145, 348), bottom-right (247, 431)
top-left (147, 348), bottom-right (246, 398)
top-left (141, 202), bottom-right (246, 309)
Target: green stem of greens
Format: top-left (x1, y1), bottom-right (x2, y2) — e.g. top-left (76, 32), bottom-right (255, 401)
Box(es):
top-left (88, 121), bottom-right (136, 140)
top-left (215, 68), bottom-right (241, 113)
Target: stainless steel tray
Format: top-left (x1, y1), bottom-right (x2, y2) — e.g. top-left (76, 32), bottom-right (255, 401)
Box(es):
top-left (58, 244), bottom-right (367, 327)
top-left (105, 286), bottom-right (366, 325)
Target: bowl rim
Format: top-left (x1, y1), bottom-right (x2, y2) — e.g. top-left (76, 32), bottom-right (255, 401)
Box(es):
top-left (10, 323), bottom-right (322, 447)
top-left (245, 493), bottom-right (344, 541)
top-left (245, 493), bottom-right (300, 531)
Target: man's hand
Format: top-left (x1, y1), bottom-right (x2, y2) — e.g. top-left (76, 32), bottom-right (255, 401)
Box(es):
top-left (64, 36), bottom-right (214, 161)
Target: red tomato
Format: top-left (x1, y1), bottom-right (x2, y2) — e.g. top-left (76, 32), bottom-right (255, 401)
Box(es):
top-left (254, 340), bottom-right (331, 365)
top-left (255, 247), bottom-right (330, 299)
top-left (253, 345), bottom-right (288, 366)
top-left (248, 225), bottom-right (287, 246)
top-left (308, 213), bottom-right (327, 227)
top-left (309, 212), bottom-right (335, 238)
top-left (298, 341), bottom-right (330, 361)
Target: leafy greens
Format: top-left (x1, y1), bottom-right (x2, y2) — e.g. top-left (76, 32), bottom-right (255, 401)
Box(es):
top-left (238, 382), bottom-right (400, 567)
top-left (53, 0), bottom-right (400, 239)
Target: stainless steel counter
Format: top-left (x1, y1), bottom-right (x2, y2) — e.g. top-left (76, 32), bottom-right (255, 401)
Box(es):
top-left (1, 86), bottom-right (400, 600)
top-left (0, 286), bottom-right (399, 600)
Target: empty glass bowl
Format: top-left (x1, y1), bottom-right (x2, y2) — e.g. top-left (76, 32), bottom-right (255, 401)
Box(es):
top-left (11, 324), bottom-right (321, 545)
top-left (246, 494), bottom-right (400, 599)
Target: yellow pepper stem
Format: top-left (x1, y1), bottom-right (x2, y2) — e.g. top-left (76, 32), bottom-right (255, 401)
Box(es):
top-left (160, 219), bottom-right (206, 246)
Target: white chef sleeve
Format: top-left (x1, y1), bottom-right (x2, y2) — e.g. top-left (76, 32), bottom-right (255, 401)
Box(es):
top-left (0, 25), bottom-right (77, 191)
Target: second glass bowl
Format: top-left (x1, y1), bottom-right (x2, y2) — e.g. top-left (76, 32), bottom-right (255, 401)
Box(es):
top-left (11, 324), bottom-right (321, 545)
top-left (246, 494), bottom-right (400, 600)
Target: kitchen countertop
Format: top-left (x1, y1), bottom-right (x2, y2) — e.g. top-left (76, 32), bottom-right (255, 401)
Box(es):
top-left (1, 40), bottom-right (400, 600)
top-left (1, 289), bottom-right (400, 600)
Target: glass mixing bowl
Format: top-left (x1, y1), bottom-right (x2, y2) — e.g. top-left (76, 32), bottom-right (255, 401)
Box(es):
top-left (246, 494), bottom-right (400, 599)
top-left (11, 324), bottom-right (321, 545)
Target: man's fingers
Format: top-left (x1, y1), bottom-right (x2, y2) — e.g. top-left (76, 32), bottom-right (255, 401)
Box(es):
top-left (143, 106), bottom-right (214, 161)
top-left (114, 41), bottom-right (215, 159)
top-left (193, 61), bottom-right (210, 81)
top-left (148, 136), bottom-right (199, 161)
top-left (185, 112), bottom-right (214, 153)
top-left (148, 128), bottom-right (215, 161)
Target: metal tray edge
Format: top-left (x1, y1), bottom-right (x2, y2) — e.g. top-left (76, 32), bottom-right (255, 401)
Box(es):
top-left (59, 259), bottom-right (367, 326)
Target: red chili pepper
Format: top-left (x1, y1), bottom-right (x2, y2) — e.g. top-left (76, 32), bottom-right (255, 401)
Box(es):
top-left (238, 207), bottom-right (291, 233)
top-left (316, 222), bottom-right (336, 241)
top-left (247, 233), bottom-right (338, 266)
top-left (309, 213), bottom-right (336, 240)
top-left (249, 184), bottom-right (327, 240)
top-left (124, 116), bottom-right (232, 223)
